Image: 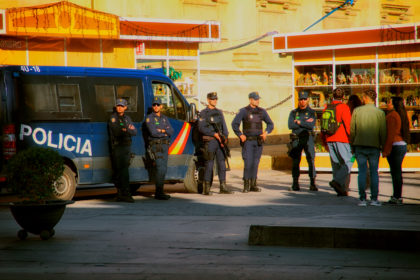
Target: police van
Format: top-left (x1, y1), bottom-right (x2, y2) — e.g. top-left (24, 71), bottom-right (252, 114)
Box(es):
top-left (0, 65), bottom-right (200, 199)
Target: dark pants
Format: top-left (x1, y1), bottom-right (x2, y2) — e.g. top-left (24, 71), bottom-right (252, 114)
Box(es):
top-left (386, 145), bottom-right (407, 199)
top-left (151, 143), bottom-right (169, 189)
top-left (111, 145), bottom-right (131, 196)
top-left (291, 135), bottom-right (316, 179)
top-left (242, 139), bottom-right (263, 180)
top-left (204, 139), bottom-right (226, 182)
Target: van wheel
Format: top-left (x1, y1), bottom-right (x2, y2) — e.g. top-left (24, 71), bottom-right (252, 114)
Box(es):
top-left (184, 158), bottom-right (200, 193)
top-left (53, 165), bottom-right (77, 200)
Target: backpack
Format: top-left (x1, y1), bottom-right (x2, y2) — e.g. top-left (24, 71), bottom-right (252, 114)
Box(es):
top-left (321, 104), bottom-right (340, 135)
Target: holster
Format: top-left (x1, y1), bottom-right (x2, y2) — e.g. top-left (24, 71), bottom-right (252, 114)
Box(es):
top-left (202, 142), bottom-right (215, 161)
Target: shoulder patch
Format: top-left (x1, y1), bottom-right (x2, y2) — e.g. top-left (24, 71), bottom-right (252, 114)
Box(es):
top-left (111, 117), bottom-right (116, 123)
top-left (146, 118), bottom-right (150, 123)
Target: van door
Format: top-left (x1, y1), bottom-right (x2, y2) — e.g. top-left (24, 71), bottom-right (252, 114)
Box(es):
top-left (150, 79), bottom-right (193, 180)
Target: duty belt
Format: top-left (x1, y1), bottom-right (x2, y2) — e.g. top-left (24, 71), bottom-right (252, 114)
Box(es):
top-left (246, 135), bottom-right (260, 141)
top-left (202, 135), bottom-right (215, 142)
top-left (149, 139), bottom-right (170, 145)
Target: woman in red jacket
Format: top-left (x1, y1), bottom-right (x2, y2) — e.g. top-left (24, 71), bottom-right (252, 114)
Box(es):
top-left (382, 97), bottom-right (410, 204)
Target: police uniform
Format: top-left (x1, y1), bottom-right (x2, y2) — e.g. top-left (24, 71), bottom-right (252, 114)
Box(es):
top-left (198, 92), bottom-right (232, 195)
top-left (145, 96), bottom-right (174, 200)
top-left (108, 98), bottom-right (137, 202)
top-left (287, 91), bottom-right (317, 191)
top-left (231, 92), bottom-right (274, 192)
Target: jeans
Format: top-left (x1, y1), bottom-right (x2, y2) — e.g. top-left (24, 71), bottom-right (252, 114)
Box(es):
top-left (386, 145), bottom-right (407, 199)
top-left (354, 146), bottom-right (380, 201)
top-left (327, 142), bottom-right (353, 189)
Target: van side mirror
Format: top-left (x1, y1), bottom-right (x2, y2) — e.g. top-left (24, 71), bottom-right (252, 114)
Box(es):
top-left (189, 103), bottom-right (198, 122)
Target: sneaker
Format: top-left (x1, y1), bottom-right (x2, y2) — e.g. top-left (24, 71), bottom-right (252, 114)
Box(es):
top-left (370, 200), bottom-right (382, 207)
top-left (358, 200), bottom-right (367, 207)
top-left (329, 180), bottom-right (346, 196)
top-left (388, 197), bottom-right (403, 205)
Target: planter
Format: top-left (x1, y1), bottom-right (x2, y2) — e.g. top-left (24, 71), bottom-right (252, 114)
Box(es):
top-left (9, 200), bottom-right (74, 240)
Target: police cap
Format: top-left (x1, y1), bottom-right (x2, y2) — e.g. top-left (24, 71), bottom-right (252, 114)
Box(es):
top-left (207, 92), bottom-right (218, 100)
top-left (116, 98), bottom-right (128, 107)
top-left (298, 90), bottom-right (310, 100)
top-left (248, 91), bottom-right (260, 100)
top-left (152, 96), bottom-right (162, 105)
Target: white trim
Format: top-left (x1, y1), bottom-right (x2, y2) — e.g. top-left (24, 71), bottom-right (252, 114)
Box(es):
top-left (273, 40), bottom-right (417, 53)
top-left (120, 17), bottom-right (218, 25)
top-left (375, 46), bottom-right (379, 101)
top-left (0, 10), bottom-right (6, 34)
top-left (100, 39), bottom-right (103, 67)
top-left (25, 37), bottom-right (29, 66)
top-left (64, 38), bottom-right (67, 66)
top-left (294, 61), bottom-right (334, 66)
top-left (120, 35), bottom-right (220, 42)
top-left (272, 22), bottom-right (420, 38)
top-left (332, 49), bottom-right (336, 89)
top-left (136, 55), bottom-right (199, 61)
top-left (378, 56), bottom-right (420, 63)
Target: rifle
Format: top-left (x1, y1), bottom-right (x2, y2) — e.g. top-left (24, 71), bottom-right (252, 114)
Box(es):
top-left (210, 121), bottom-right (231, 171)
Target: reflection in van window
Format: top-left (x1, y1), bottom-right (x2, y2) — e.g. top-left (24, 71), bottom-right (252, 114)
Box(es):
top-left (23, 83), bottom-right (81, 113)
top-left (95, 84), bottom-right (138, 112)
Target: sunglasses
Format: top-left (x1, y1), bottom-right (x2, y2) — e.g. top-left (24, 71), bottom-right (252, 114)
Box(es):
top-left (299, 98), bottom-right (308, 101)
top-left (152, 103), bottom-right (161, 107)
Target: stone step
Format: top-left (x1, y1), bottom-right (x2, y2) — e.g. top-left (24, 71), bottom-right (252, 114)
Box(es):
top-left (248, 225), bottom-right (420, 250)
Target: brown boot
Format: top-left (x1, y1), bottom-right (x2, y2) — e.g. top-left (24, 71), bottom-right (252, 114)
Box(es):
top-left (249, 178), bottom-right (261, 192)
top-left (219, 181), bottom-right (233, 194)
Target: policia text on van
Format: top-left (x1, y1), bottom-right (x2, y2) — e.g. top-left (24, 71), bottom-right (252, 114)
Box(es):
top-left (0, 66), bottom-right (199, 200)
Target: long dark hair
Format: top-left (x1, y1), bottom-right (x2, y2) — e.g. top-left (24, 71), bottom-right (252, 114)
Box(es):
top-left (347, 94), bottom-right (362, 114)
top-left (391, 97), bottom-right (410, 143)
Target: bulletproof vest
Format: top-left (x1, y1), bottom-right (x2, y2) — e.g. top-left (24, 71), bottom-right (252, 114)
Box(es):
top-left (111, 114), bottom-right (132, 146)
top-left (243, 106), bottom-right (263, 135)
top-left (206, 109), bottom-right (223, 126)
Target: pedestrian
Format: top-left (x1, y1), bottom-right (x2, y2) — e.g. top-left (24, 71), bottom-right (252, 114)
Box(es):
top-left (347, 94), bottom-right (362, 114)
top-left (145, 96), bottom-right (174, 200)
top-left (198, 92), bottom-right (232, 195)
top-left (350, 89), bottom-right (386, 206)
top-left (287, 90), bottom-right (318, 191)
top-left (231, 91), bottom-right (274, 192)
top-left (108, 98), bottom-right (137, 203)
top-left (347, 94), bottom-right (370, 190)
top-left (382, 97), bottom-right (410, 205)
top-left (321, 88), bottom-right (352, 196)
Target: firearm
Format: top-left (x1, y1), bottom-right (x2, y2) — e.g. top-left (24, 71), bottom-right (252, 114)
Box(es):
top-left (210, 121), bottom-right (231, 171)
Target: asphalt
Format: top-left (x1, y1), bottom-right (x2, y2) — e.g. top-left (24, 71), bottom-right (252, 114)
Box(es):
top-left (1, 168), bottom-right (420, 280)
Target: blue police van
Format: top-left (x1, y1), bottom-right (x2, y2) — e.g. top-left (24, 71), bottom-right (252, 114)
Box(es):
top-left (0, 65), bottom-right (200, 199)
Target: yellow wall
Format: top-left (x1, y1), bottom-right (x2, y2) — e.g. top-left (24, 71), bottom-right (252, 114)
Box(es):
top-left (2, 0), bottom-right (420, 138)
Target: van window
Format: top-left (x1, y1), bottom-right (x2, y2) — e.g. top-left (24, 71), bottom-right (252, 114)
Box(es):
top-left (95, 84), bottom-right (138, 113)
top-left (152, 81), bottom-right (186, 120)
top-left (20, 78), bottom-right (83, 120)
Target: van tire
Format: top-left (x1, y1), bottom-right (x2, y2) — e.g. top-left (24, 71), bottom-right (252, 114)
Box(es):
top-left (53, 165), bottom-right (77, 200)
top-left (184, 158), bottom-right (200, 193)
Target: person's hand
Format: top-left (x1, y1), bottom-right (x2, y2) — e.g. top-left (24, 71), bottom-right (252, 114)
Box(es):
top-left (260, 131), bottom-right (267, 141)
top-left (294, 120), bottom-right (301, 125)
top-left (307, 118), bottom-right (314, 122)
top-left (239, 135), bottom-right (246, 142)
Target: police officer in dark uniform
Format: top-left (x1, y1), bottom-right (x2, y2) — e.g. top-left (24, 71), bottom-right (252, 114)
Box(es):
top-left (198, 92), bottom-right (232, 195)
top-left (232, 92), bottom-right (274, 192)
top-left (108, 98), bottom-right (137, 202)
top-left (287, 90), bottom-right (318, 191)
top-left (146, 96), bottom-right (174, 200)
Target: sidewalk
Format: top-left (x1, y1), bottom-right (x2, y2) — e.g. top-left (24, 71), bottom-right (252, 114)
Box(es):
top-left (0, 169), bottom-right (419, 279)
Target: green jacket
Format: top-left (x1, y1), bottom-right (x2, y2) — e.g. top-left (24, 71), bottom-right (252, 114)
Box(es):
top-left (350, 104), bottom-right (386, 149)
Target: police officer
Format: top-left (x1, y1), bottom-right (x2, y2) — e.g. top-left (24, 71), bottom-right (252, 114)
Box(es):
top-left (287, 90), bottom-right (318, 191)
top-left (108, 98), bottom-right (137, 202)
top-left (232, 92), bottom-right (274, 192)
top-left (146, 96), bottom-right (174, 200)
top-left (198, 92), bottom-right (232, 195)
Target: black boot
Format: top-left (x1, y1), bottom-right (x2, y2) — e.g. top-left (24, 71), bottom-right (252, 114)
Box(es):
top-left (292, 177), bottom-right (300, 191)
top-left (249, 178), bottom-right (261, 192)
top-left (116, 188), bottom-right (135, 203)
top-left (203, 181), bottom-right (212, 195)
top-left (219, 181), bottom-right (233, 194)
top-left (310, 177), bottom-right (318, 191)
top-left (242, 179), bottom-right (250, 193)
top-left (155, 185), bottom-right (171, 200)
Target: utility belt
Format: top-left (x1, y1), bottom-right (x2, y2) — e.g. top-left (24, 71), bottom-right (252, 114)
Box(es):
top-left (244, 135), bottom-right (264, 146)
top-left (111, 139), bottom-right (132, 147)
top-left (149, 138), bottom-right (170, 145)
top-left (202, 135), bottom-right (215, 142)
